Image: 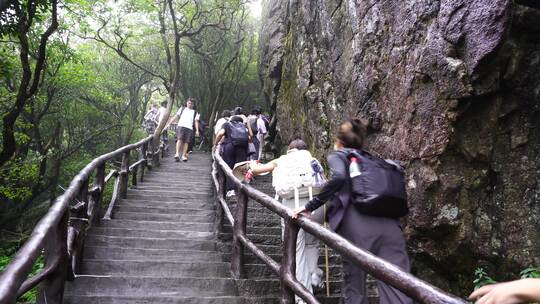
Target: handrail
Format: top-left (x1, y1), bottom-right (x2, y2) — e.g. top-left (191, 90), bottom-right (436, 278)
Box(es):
top-left (0, 134), bottom-right (165, 304)
top-left (212, 149), bottom-right (467, 304)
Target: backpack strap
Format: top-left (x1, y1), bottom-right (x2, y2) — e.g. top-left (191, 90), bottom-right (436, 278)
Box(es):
top-left (178, 106), bottom-right (185, 119)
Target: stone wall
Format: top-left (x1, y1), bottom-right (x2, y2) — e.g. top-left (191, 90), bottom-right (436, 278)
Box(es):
top-left (259, 0), bottom-right (540, 294)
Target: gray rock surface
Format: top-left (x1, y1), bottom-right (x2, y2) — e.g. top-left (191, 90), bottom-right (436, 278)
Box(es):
top-left (259, 0), bottom-right (540, 294)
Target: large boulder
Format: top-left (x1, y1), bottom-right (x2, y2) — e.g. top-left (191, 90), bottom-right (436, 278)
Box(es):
top-left (259, 0), bottom-right (540, 294)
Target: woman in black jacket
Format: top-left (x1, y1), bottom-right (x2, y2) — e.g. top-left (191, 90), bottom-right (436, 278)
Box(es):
top-left (293, 119), bottom-right (412, 304)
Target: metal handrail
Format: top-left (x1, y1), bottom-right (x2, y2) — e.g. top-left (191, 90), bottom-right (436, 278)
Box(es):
top-left (0, 134), bottom-right (165, 304)
top-left (212, 149), bottom-right (467, 304)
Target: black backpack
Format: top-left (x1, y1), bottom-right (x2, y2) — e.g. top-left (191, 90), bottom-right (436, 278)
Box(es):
top-left (337, 149), bottom-right (409, 218)
top-left (249, 117), bottom-right (258, 136)
top-left (228, 121), bottom-right (249, 147)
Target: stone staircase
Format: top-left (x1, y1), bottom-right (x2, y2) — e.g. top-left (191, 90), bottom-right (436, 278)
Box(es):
top-left (64, 152), bottom-right (246, 304)
top-left (63, 151), bottom-right (376, 303)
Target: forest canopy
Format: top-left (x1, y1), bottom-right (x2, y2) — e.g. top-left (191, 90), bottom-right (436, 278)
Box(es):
top-left (0, 0), bottom-right (262, 247)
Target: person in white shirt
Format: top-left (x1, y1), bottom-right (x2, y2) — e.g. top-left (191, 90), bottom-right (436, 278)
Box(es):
top-left (255, 109), bottom-right (268, 159)
top-left (167, 98), bottom-right (200, 162)
top-left (214, 109), bottom-right (231, 135)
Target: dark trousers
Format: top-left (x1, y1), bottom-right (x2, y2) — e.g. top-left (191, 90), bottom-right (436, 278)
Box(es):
top-left (249, 137), bottom-right (260, 160)
top-left (220, 142), bottom-right (248, 191)
top-left (337, 206), bottom-right (413, 304)
top-left (188, 131), bottom-right (196, 151)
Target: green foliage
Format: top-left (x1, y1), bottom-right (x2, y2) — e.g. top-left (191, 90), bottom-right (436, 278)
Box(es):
top-left (0, 249), bottom-right (44, 303)
top-left (520, 267), bottom-right (540, 279)
top-left (0, 158), bottom-right (40, 202)
top-left (473, 267), bottom-right (497, 290)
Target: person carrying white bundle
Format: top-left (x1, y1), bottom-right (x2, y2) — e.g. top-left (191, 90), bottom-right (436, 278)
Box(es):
top-left (249, 139), bottom-right (325, 304)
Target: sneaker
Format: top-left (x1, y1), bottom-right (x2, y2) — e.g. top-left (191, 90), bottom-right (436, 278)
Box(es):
top-left (188, 150), bottom-right (193, 154)
top-left (226, 190), bottom-right (236, 198)
top-left (182, 156), bottom-right (188, 162)
top-left (311, 268), bottom-right (324, 289)
top-left (174, 155), bottom-right (180, 162)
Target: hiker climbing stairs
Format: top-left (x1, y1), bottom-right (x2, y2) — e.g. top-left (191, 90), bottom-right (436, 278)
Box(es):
top-left (64, 152), bottom-right (244, 304)
top-left (220, 173), bottom-right (378, 303)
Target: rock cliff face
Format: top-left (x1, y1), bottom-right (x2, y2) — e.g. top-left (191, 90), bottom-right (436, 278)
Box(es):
top-left (259, 0), bottom-right (540, 294)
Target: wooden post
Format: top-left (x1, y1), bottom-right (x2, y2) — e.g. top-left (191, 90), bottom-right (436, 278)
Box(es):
top-left (37, 210), bottom-right (68, 304)
top-left (231, 188), bottom-right (248, 279)
top-left (152, 145), bottom-right (160, 168)
top-left (146, 141), bottom-right (154, 171)
top-left (69, 179), bottom-right (89, 275)
top-left (140, 144), bottom-right (147, 182)
top-left (281, 219), bottom-right (299, 304)
top-left (217, 165), bottom-right (226, 198)
top-left (88, 164), bottom-right (105, 224)
top-left (119, 151), bottom-right (130, 199)
top-left (131, 164), bottom-right (138, 187)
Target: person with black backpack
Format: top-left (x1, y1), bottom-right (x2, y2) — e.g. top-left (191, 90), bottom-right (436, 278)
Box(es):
top-left (293, 118), bottom-right (413, 304)
top-left (213, 115), bottom-right (249, 197)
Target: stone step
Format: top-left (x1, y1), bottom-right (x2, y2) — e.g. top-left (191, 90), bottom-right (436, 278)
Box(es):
top-left (219, 232), bottom-right (281, 245)
top-left (90, 227), bottom-right (215, 239)
top-left (143, 175), bottom-right (212, 181)
top-left (85, 235), bottom-right (217, 251)
top-left (112, 211), bottom-right (214, 222)
top-left (138, 180), bottom-right (214, 188)
top-left (235, 278), bottom-right (343, 296)
top-left (64, 276), bottom-right (237, 297)
top-left (126, 193), bottom-right (212, 201)
top-left (220, 225), bottom-right (282, 236)
top-left (81, 260), bottom-right (230, 277)
top-left (128, 188), bottom-right (213, 196)
top-left (119, 198), bottom-right (214, 208)
top-left (98, 219), bottom-right (213, 231)
top-left (143, 172), bottom-right (212, 180)
top-left (115, 205), bottom-right (214, 215)
top-left (131, 184), bottom-right (215, 192)
top-left (241, 263), bottom-right (343, 279)
top-left (62, 295), bottom-right (298, 304)
top-left (83, 246), bottom-right (224, 261)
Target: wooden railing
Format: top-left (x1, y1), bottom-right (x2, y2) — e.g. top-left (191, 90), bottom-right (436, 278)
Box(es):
top-left (212, 149), bottom-right (467, 304)
top-left (0, 135), bottom-right (168, 304)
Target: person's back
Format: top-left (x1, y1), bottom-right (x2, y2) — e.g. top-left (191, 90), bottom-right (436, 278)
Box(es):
top-left (214, 110), bottom-right (231, 135)
top-left (144, 105), bottom-right (158, 134)
top-left (297, 119), bottom-right (413, 304)
top-left (213, 115), bottom-right (249, 197)
top-left (251, 139), bottom-right (324, 304)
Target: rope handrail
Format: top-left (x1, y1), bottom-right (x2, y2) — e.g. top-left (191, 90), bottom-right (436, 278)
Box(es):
top-left (0, 134), bottom-right (167, 304)
top-left (212, 149), bottom-right (467, 304)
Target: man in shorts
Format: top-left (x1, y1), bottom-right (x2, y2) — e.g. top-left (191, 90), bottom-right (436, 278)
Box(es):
top-left (168, 98), bottom-right (200, 162)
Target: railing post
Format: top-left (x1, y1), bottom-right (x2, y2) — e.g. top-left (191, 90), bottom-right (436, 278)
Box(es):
top-left (88, 164), bottom-right (106, 224)
top-left (281, 219), bottom-right (299, 304)
top-left (131, 164), bottom-right (138, 187)
top-left (140, 143), bottom-right (147, 182)
top-left (146, 141), bottom-right (154, 171)
top-left (119, 151), bottom-right (130, 199)
top-left (69, 179), bottom-right (89, 276)
top-left (217, 164), bottom-right (226, 198)
top-left (37, 210), bottom-right (68, 304)
top-left (231, 188), bottom-right (248, 279)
